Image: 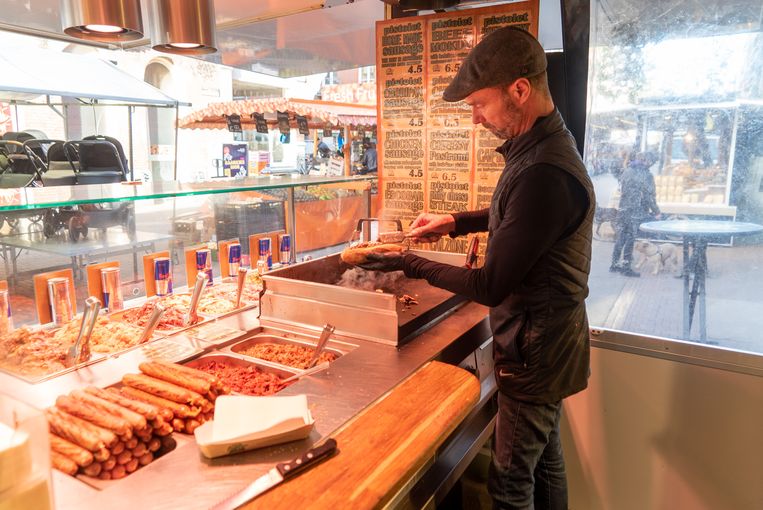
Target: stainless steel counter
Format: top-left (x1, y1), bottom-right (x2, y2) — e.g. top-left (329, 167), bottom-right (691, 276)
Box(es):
top-left (1, 301), bottom-right (491, 510)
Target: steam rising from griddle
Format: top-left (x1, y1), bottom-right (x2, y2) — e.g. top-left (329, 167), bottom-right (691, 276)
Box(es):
top-left (336, 268), bottom-right (406, 294)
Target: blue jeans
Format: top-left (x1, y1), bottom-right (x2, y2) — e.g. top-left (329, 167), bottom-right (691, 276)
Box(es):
top-left (488, 393), bottom-right (567, 510)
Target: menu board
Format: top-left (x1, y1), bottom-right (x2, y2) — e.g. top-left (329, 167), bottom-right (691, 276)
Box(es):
top-left (376, 1), bottom-right (539, 253)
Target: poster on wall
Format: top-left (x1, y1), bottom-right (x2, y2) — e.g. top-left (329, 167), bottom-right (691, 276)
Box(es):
top-left (296, 115), bottom-right (309, 135)
top-left (251, 112), bottom-right (269, 134)
top-left (225, 114), bottom-right (242, 132)
top-left (276, 111), bottom-right (290, 135)
top-left (222, 143), bottom-right (248, 177)
top-left (376, 1), bottom-right (539, 253)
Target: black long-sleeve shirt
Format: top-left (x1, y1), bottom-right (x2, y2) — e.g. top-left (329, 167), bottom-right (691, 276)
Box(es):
top-left (402, 163), bottom-right (588, 307)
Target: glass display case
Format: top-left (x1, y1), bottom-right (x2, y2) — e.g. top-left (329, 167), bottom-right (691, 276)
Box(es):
top-left (0, 174), bottom-right (376, 341)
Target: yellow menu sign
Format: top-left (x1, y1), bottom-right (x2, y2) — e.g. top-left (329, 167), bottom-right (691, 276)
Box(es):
top-left (376, 1), bottom-right (539, 253)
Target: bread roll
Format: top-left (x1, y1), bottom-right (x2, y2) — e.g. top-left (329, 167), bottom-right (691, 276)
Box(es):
top-left (340, 242), bottom-right (405, 265)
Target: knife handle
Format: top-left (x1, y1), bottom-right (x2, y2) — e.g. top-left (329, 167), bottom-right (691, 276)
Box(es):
top-left (275, 438), bottom-right (338, 480)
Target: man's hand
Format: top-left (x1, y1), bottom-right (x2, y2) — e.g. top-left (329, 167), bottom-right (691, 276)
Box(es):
top-left (358, 252), bottom-right (404, 272)
top-left (408, 213), bottom-right (456, 244)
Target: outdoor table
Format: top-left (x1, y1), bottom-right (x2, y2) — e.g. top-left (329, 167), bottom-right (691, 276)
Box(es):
top-left (639, 220), bottom-right (763, 342)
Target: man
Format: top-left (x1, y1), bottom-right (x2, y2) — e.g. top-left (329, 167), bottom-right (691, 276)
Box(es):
top-left (357, 27), bottom-right (594, 510)
top-left (610, 151), bottom-right (661, 277)
top-left (360, 140), bottom-right (377, 174)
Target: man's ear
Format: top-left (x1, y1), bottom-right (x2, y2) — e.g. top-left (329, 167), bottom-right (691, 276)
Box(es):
top-left (510, 78), bottom-right (532, 105)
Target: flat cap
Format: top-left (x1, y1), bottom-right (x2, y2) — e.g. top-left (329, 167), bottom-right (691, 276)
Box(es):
top-left (443, 26), bottom-right (546, 102)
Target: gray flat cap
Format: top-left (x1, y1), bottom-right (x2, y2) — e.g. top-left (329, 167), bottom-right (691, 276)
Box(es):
top-left (443, 26), bottom-right (546, 102)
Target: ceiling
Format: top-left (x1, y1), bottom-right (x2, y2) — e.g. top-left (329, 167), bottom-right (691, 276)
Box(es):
top-left (0, 0), bottom-right (384, 77)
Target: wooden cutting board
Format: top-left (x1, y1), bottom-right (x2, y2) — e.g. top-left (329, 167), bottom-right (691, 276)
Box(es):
top-left (246, 361), bottom-right (480, 509)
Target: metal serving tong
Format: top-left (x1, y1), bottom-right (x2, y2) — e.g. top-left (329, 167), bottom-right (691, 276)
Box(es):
top-left (351, 218), bottom-right (403, 245)
top-left (66, 296), bottom-right (100, 366)
top-left (235, 267), bottom-right (248, 308)
top-left (307, 323), bottom-right (335, 369)
top-left (139, 303), bottom-right (165, 344)
top-left (184, 272), bottom-right (207, 326)
top-left (281, 361), bottom-right (331, 384)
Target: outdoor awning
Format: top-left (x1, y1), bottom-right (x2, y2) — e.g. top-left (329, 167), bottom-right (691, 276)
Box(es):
top-left (0, 48), bottom-right (183, 107)
top-left (178, 97), bottom-right (376, 130)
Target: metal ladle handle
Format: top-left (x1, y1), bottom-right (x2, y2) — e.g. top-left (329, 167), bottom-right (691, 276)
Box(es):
top-left (72, 296), bottom-right (101, 364)
top-left (308, 323), bottom-right (335, 368)
top-left (139, 303), bottom-right (165, 344)
top-left (184, 272), bottom-right (207, 326)
top-left (235, 267), bottom-right (248, 308)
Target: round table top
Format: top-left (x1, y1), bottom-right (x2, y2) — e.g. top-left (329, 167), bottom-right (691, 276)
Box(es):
top-left (639, 220), bottom-right (763, 237)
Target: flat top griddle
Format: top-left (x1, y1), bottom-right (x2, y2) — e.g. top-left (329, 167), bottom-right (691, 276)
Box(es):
top-left (264, 253), bottom-right (466, 343)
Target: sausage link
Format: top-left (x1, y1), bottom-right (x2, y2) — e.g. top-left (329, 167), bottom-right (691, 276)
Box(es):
top-left (138, 451), bottom-right (154, 466)
top-left (125, 437), bottom-right (138, 450)
top-left (93, 448), bottom-right (110, 462)
top-left (71, 389), bottom-right (147, 430)
top-left (153, 421), bottom-right (173, 437)
top-left (131, 441), bottom-right (148, 458)
top-left (153, 360), bottom-right (221, 388)
top-left (110, 464), bottom-right (126, 479)
top-left (49, 408), bottom-right (118, 448)
top-left (139, 361), bottom-right (211, 394)
top-left (184, 419), bottom-right (202, 435)
top-left (49, 433), bottom-right (94, 467)
top-left (82, 461), bottom-right (102, 478)
top-left (51, 450), bottom-right (79, 476)
top-left (116, 450), bottom-right (132, 465)
top-left (110, 441), bottom-right (125, 456)
top-left (101, 457), bottom-right (117, 471)
top-left (91, 386), bottom-right (159, 421)
top-left (45, 408), bottom-right (104, 452)
top-left (120, 386), bottom-right (197, 418)
top-left (123, 373), bottom-right (208, 407)
top-left (171, 418), bottom-right (185, 433)
top-left (147, 437), bottom-right (161, 452)
top-left (56, 395), bottom-right (132, 438)
top-left (98, 471), bottom-right (112, 480)
top-left (124, 457), bottom-right (139, 473)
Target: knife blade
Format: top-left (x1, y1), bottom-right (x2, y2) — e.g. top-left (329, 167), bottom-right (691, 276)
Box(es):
top-left (210, 438), bottom-right (338, 510)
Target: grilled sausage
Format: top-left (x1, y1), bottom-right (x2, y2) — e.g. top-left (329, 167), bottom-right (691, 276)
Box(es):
top-left (82, 461), bottom-right (102, 478)
top-left (50, 408), bottom-right (118, 448)
top-left (71, 389), bottom-right (147, 430)
top-left (51, 450), bottom-right (79, 476)
top-left (49, 433), bottom-right (94, 467)
top-left (120, 386), bottom-right (198, 419)
top-left (89, 386), bottom-right (159, 421)
top-left (139, 361), bottom-right (211, 394)
top-left (45, 408), bottom-right (104, 452)
top-left (55, 395), bottom-right (132, 439)
top-left (123, 373), bottom-right (208, 407)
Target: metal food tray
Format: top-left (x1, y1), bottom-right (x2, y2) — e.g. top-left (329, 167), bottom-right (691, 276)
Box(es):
top-left (227, 334), bottom-right (345, 372)
top-left (0, 319), bottom-right (159, 384)
top-left (109, 298), bottom-right (213, 336)
top-left (260, 250), bottom-right (467, 346)
top-left (183, 353), bottom-right (298, 396)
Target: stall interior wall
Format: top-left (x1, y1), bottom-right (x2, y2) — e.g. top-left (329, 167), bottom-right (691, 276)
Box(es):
top-left (561, 346), bottom-right (763, 510)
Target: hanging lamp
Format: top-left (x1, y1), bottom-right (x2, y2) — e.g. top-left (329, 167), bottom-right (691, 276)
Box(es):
top-left (61, 0), bottom-right (144, 42)
top-left (150, 0), bottom-right (218, 55)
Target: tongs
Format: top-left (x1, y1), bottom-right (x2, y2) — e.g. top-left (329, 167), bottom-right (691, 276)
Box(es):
top-left (307, 323), bottom-right (335, 369)
top-left (184, 272), bottom-right (207, 326)
top-left (281, 361), bottom-right (331, 384)
top-left (235, 267), bottom-right (248, 308)
top-left (138, 303), bottom-right (165, 344)
top-left (351, 218), bottom-right (403, 245)
top-left (66, 296), bottom-right (100, 366)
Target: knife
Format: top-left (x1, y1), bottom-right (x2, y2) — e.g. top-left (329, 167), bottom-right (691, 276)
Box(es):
top-left (210, 438), bottom-right (338, 510)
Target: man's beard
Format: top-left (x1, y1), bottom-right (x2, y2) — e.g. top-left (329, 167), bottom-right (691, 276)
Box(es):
top-left (483, 91), bottom-right (523, 140)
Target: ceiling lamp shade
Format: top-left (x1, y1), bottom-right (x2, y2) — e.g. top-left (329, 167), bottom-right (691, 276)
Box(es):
top-left (61, 0), bottom-right (144, 42)
top-left (150, 0), bottom-right (218, 55)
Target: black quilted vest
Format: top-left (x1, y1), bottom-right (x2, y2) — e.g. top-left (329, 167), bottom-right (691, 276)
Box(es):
top-left (489, 109), bottom-right (595, 404)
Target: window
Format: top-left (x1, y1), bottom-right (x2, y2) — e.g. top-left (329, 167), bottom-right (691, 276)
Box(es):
top-left (584, 0), bottom-right (763, 354)
top-left (323, 72), bottom-right (338, 85)
top-left (358, 66), bottom-right (376, 83)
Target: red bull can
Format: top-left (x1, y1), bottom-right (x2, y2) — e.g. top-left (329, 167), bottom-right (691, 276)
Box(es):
top-left (47, 277), bottom-right (73, 325)
top-left (195, 248), bottom-right (213, 286)
top-left (256, 259), bottom-right (268, 275)
top-left (258, 238), bottom-right (272, 269)
top-left (154, 257), bottom-right (173, 296)
top-left (100, 267), bottom-right (124, 312)
top-left (228, 242), bottom-right (242, 277)
top-left (278, 234), bottom-right (291, 265)
top-left (0, 288), bottom-right (12, 335)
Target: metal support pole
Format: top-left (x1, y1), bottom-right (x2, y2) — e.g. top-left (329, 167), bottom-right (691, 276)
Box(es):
top-left (287, 187), bottom-right (297, 263)
top-left (128, 105), bottom-right (134, 181)
top-left (173, 105), bottom-right (180, 181)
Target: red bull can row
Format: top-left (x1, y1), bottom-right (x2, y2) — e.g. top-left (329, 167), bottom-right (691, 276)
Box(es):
top-left (258, 238), bottom-right (272, 269)
top-left (100, 266), bottom-right (124, 313)
top-left (196, 248), bottom-right (214, 286)
top-left (279, 234), bottom-right (291, 265)
top-left (154, 257), bottom-right (173, 296)
top-left (228, 242), bottom-right (242, 277)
